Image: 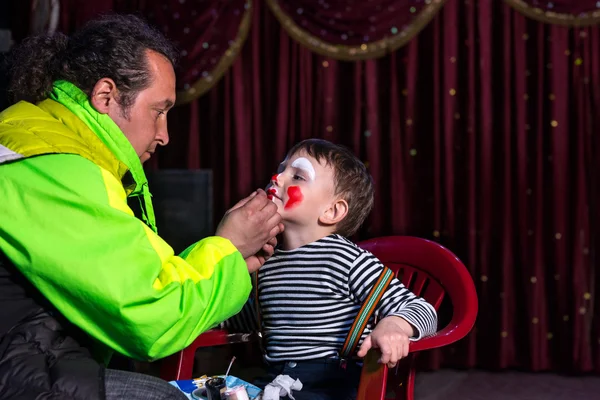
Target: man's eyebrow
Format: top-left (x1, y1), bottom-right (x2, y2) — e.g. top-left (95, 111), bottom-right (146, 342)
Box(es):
top-left (154, 99), bottom-right (174, 109)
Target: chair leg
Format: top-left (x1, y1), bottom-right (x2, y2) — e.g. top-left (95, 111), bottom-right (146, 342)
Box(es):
top-left (391, 355), bottom-right (416, 400)
top-left (160, 349), bottom-right (195, 381)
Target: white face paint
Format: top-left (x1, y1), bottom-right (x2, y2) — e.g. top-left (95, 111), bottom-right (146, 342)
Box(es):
top-left (291, 157), bottom-right (316, 181)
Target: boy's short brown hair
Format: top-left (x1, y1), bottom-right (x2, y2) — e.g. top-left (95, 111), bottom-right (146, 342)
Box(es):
top-left (286, 139), bottom-right (374, 237)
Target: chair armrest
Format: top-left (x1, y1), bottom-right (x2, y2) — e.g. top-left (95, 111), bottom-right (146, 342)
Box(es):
top-left (187, 329), bottom-right (256, 348)
top-left (408, 318), bottom-right (473, 353)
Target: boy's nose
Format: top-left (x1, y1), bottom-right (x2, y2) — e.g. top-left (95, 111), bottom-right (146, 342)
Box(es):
top-left (271, 173), bottom-right (280, 185)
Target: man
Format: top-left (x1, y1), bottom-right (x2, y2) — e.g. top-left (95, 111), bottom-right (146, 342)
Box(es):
top-left (0, 14), bottom-right (281, 400)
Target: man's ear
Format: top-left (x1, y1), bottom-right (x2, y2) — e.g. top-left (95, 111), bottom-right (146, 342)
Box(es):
top-left (90, 78), bottom-right (118, 114)
top-left (319, 198), bottom-right (349, 226)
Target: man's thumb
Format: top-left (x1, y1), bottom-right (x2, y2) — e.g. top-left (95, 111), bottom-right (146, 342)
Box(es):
top-left (356, 335), bottom-right (372, 358)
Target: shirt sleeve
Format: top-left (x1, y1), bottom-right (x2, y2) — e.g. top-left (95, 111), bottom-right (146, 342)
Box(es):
top-left (0, 154), bottom-right (251, 360)
top-left (348, 251), bottom-right (438, 340)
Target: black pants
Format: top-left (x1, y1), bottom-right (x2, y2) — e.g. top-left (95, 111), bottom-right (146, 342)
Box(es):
top-left (256, 358), bottom-right (361, 400)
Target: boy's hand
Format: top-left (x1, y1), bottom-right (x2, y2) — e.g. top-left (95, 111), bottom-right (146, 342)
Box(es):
top-left (245, 237), bottom-right (278, 273)
top-left (356, 316), bottom-right (414, 368)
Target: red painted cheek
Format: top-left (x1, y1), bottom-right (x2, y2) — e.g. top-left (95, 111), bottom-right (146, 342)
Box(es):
top-left (284, 186), bottom-right (303, 209)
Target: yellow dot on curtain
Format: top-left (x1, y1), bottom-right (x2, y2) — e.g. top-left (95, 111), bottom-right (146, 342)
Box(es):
top-left (579, 307), bottom-right (587, 314)
top-left (530, 277), bottom-right (537, 283)
top-left (551, 120), bottom-right (558, 127)
top-left (326, 125), bottom-right (333, 132)
top-left (360, 44), bottom-right (367, 50)
top-left (523, 94), bottom-right (529, 101)
top-left (454, 113), bottom-right (461, 119)
top-left (480, 275), bottom-right (488, 282)
top-left (549, 94), bottom-right (556, 101)
top-left (433, 230), bottom-right (440, 238)
top-left (501, 331), bottom-right (508, 338)
top-left (449, 88), bottom-right (456, 96)
top-left (406, 119), bottom-right (413, 126)
top-left (409, 149), bottom-right (417, 156)
top-left (410, 7), bottom-right (416, 13)
top-left (547, 333), bottom-right (553, 340)
top-left (584, 293), bottom-right (591, 300)
top-left (563, 315), bottom-right (569, 321)
top-left (322, 61), bottom-right (329, 68)
top-left (532, 317), bottom-right (539, 324)
top-left (583, 248), bottom-right (590, 255)
top-left (402, 89), bottom-right (408, 96)
top-left (564, 50), bottom-right (571, 56)
top-left (555, 233), bottom-right (562, 239)
top-left (522, 33), bottom-right (529, 40)
top-left (575, 58), bottom-right (583, 66)
top-left (450, 56), bottom-right (456, 63)
top-left (554, 274), bottom-right (560, 280)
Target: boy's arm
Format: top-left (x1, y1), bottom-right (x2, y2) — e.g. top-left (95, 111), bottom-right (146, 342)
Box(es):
top-left (349, 252), bottom-right (438, 340)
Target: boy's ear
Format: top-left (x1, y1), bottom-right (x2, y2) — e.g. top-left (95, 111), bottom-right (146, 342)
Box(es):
top-left (319, 198), bottom-right (349, 226)
top-left (90, 78), bottom-right (118, 114)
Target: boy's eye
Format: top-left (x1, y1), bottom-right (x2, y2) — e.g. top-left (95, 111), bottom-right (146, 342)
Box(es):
top-left (293, 174), bottom-right (305, 181)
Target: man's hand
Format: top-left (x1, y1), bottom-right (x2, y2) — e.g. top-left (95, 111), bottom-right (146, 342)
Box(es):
top-left (356, 316), bottom-right (414, 368)
top-left (216, 189), bottom-right (283, 260)
top-left (245, 236), bottom-right (278, 273)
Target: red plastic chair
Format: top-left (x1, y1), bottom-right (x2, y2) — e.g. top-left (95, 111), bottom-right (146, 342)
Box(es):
top-left (160, 236), bottom-right (478, 400)
top-left (355, 236), bottom-right (478, 400)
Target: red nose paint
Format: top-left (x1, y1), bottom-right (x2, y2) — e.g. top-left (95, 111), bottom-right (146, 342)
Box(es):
top-left (271, 174), bottom-right (279, 182)
top-left (285, 186), bottom-right (303, 209)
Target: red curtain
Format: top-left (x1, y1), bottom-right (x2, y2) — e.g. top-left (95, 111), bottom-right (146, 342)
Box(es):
top-left (46, 0), bottom-right (600, 373)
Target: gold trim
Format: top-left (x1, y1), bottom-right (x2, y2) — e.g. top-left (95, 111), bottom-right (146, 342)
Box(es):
top-left (504, 0), bottom-right (600, 27)
top-left (266, 0), bottom-right (446, 61)
top-left (176, 1), bottom-right (253, 105)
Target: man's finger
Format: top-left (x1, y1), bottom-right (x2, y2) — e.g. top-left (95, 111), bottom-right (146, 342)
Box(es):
top-left (242, 189), bottom-right (270, 211)
top-left (228, 191), bottom-right (257, 213)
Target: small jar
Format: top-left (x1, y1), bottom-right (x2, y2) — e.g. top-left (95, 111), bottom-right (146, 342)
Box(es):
top-left (205, 377), bottom-right (227, 400)
top-left (224, 385), bottom-right (250, 400)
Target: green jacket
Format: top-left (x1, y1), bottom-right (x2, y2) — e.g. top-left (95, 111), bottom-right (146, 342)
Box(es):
top-left (0, 81), bottom-right (251, 361)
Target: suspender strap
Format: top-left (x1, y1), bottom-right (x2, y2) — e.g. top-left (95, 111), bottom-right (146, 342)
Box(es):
top-left (340, 266), bottom-right (395, 359)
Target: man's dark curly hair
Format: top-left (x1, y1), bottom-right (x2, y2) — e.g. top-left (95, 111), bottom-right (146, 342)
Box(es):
top-left (286, 139), bottom-right (374, 237)
top-left (6, 14), bottom-right (178, 114)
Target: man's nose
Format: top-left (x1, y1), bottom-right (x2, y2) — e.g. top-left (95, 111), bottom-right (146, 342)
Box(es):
top-left (157, 122), bottom-right (170, 146)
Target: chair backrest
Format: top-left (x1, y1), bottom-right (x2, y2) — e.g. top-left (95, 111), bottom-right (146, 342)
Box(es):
top-left (357, 236), bottom-right (478, 351)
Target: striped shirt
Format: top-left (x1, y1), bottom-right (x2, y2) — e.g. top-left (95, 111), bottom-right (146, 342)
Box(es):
top-left (226, 234), bottom-right (438, 362)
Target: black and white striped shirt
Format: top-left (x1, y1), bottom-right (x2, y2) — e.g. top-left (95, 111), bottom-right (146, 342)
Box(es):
top-left (226, 234), bottom-right (438, 362)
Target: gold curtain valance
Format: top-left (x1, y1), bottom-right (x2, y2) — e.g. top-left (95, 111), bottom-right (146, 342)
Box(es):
top-left (177, 2), bottom-right (253, 104)
top-left (504, 0), bottom-right (600, 27)
top-left (265, 0), bottom-right (446, 61)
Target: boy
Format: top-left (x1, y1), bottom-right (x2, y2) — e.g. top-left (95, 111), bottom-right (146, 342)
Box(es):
top-left (229, 139), bottom-right (437, 400)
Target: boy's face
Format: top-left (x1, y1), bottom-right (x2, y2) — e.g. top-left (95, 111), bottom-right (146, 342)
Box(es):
top-left (266, 150), bottom-right (337, 227)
